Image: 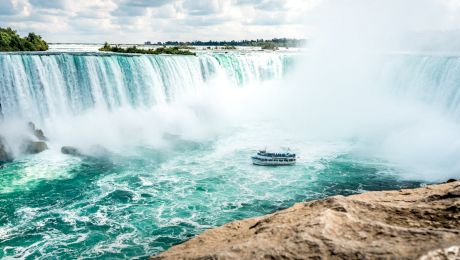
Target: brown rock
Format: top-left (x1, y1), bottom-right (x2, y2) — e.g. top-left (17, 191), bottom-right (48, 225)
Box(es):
top-left (27, 121), bottom-right (48, 141)
top-left (61, 146), bottom-right (81, 156)
top-left (420, 245), bottom-right (460, 259)
top-left (152, 182), bottom-right (460, 260)
top-left (23, 140), bottom-right (48, 154)
top-left (34, 129), bottom-right (47, 141)
top-left (0, 136), bottom-right (13, 163)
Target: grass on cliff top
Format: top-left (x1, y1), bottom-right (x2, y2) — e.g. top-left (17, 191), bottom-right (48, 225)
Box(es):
top-left (99, 42), bottom-right (195, 56)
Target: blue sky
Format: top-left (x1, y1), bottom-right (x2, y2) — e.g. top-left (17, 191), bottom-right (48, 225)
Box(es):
top-left (0, 0), bottom-right (319, 43)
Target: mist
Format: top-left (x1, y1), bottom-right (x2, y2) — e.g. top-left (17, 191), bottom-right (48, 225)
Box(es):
top-left (253, 0), bottom-right (460, 181)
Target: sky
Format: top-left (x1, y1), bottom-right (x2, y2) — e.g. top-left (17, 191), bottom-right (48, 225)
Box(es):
top-left (1, 0), bottom-right (460, 44)
top-left (0, 0), bottom-right (321, 43)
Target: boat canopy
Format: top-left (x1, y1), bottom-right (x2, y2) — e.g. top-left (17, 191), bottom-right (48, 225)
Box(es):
top-left (257, 150), bottom-right (296, 158)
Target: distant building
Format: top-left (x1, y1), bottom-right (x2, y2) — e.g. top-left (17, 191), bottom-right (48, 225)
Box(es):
top-left (144, 41), bottom-right (152, 45)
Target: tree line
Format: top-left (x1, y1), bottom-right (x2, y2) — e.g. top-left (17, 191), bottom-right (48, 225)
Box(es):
top-left (146, 38), bottom-right (306, 48)
top-left (99, 43), bottom-right (195, 55)
top-left (0, 27), bottom-right (48, 52)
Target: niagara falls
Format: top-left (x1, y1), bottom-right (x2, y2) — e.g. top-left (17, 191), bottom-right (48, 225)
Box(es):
top-left (1, 0), bottom-right (460, 259)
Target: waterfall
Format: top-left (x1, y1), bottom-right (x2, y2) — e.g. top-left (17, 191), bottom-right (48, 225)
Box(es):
top-left (3, 51), bottom-right (460, 124)
top-left (381, 54), bottom-right (460, 118)
top-left (0, 52), bottom-right (292, 121)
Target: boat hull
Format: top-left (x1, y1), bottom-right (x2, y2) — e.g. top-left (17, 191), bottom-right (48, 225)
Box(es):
top-left (251, 157), bottom-right (296, 166)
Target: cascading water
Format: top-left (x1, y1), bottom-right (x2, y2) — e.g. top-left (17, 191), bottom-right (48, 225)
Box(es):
top-left (0, 52), bottom-right (291, 121)
top-left (381, 54), bottom-right (460, 117)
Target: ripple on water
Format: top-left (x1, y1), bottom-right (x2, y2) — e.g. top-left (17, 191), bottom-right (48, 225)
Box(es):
top-left (0, 138), bottom-right (423, 259)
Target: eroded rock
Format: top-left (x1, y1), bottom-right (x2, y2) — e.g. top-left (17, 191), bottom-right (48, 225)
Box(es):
top-left (34, 129), bottom-right (47, 141)
top-left (22, 121), bottom-right (48, 154)
top-left (28, 121), bottom-right (36, 132)
top-left (0, 136), bottom-right (13, 163)
top-left (28, 121), bottom-right (48, 141)
top-left (420, 245), bottom-right (460, 260)
top-left (23, 140), bottom-right (48, 154)
top-left (61, 146), bottom-right (81, 156)
top-left (152, 181), bottom-right (460, 260)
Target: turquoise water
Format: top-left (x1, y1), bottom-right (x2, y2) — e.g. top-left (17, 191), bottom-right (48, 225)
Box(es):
top-left (0, 126), bottom-right (422, 259)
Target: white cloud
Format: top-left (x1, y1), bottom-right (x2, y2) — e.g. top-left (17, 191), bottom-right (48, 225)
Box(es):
top-left (0, 0), bottom-right (317, 43)
top-left (3, 0), bottom-right (457, 43)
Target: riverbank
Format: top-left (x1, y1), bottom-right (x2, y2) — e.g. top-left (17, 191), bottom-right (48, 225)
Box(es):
top-left (152, 180), bottom-right (460, 259)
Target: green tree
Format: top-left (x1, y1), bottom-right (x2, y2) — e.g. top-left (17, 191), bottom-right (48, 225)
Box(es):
top-left (0, 32), bottom-right (12, 51)
top-left (0, 27), bottom-right (48, 52)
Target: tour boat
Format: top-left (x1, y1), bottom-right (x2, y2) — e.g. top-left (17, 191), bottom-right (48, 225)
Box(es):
top-left (251, 150), bottom-right (296, 166)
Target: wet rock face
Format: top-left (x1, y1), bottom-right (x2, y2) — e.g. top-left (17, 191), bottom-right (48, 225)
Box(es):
top-left (34, 129), bottom-right (47, 141)
top-left (23, 140), bottom-right (48, 154)
top-left (28, 121), bottom-right (48, 141)
top-left (152, 182), bottom-right (460, 260)
top-left (0, 136), bottom-right (13, 163)
top-left (28, 121), bottom-right (35, 132)
top-left (0, 122), bottom-right (50, 162)
top-left (22, 122), bottom-right (49, 154)
top-left (61, 146), bottom-right (81, 156)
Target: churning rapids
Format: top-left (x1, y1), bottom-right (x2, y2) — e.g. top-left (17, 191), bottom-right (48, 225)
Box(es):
top-left (0, 46), bottom-right (458, 258)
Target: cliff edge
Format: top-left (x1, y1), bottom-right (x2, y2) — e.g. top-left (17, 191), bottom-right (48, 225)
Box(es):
top-left (152, 181), bottom-right (460, 259)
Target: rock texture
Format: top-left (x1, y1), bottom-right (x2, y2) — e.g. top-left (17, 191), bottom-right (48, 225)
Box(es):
top-left (0, 136), bottom-right (13, 163)
top-left (22, 121), bottom-right (48, 154)
top-left (23, 140), bottom-right (48, 154)
top-left (28, 121), bottom-right (48, 141)
top-left (152, 181), bottom-right (460, 260)
top-left (61, 146), bottom-right (81, 156)
top-left (34, 129), bottom-right (47, 141)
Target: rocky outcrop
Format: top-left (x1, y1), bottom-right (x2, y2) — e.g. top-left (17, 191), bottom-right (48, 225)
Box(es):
top-left (34, 129), bottom-right (47, 141)
top-left (28, 121), bottom-right (48, 141)
top-left (0, 122), bottom-right (50, 161)
top-left (152, 181), bottom-right (460, 260)
top-left (23, 140), bottom-right (48, 154)
top-left (61, 146), bottom-right (81, 156)
top-left (21, 122), bottom-right (49, 154)
top-left (420, 245), bottom-right (460, 259)
top-left (0, 136), bottom-right (13, 163)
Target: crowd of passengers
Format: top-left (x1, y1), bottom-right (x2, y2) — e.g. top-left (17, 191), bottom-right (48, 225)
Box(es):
top-left (254, 158), bottom-right (295, 162)
top-left (257, 152), bottom-right (296, 157)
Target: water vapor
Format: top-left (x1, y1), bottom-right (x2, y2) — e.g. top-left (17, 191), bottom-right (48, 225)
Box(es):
top-left (259, 0), bottom-right (460, 181)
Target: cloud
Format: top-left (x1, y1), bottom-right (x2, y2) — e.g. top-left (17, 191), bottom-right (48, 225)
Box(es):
top-left (254, 0), bottom-right (288, 11)
top-left (0, 0), bottom-right (29, 16)
top-left (112, 0), bottom-right (172, 16)
top-left (0, 0), bottom-right (317, 43)
top-left (0, 0), bottom-right (458, 48)
top-left (182, 15), bottom-right (230, 27)
top-left (234, 0), bottom-right (263, 6)
top-left (0, 1), bottom-right (18, 15)
top-left (127, 0), bottom-right (171, 8)
top-left (182, 0), bottom-right (228, 16)
top-left (29, 0), bottom-right (66, 10)
top-left (247, 14), bottom-right (288, 26)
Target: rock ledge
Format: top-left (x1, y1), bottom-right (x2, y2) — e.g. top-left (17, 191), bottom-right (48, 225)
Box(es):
top-left (152, 181), bottom-right (460, 259)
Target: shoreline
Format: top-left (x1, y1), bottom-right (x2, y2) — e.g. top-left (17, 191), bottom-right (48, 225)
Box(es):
top-left (152, 180), bottom-right (460, 259)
